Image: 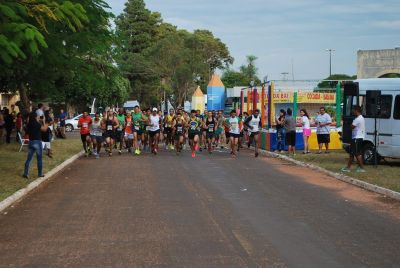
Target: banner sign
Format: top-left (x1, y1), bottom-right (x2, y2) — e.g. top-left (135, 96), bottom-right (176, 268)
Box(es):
top-left (266, 92), bottom-right (336, 104)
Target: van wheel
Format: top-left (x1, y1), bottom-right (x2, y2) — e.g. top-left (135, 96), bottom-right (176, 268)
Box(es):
top-left (362, 143), bottom-right (381, 165)
top-left (65, 124), bottom-right (73, 132)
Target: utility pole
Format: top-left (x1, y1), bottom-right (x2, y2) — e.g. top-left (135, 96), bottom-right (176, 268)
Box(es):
top-left (326, 49), bottom-right (335, 77)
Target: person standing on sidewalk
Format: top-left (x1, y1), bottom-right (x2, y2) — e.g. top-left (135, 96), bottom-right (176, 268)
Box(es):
top-left (275, 109), bottom-right (286, 153)
top-left (4, 108), bottom-right (14, 144)
top-left (41, 111), bottom-right (53, 158)
top-left (59, 109), bottom-right (67, 139)
top-left (341, 106), bottom-right (366, 173)
top-left (23, 112), bottom-right (49, 179)
top-left (315, 107), bottom-right (332, 154)
top-left (15, 112), bottom-right (23, 142)
top-left (284, 108), bottom-right (296, 156)
top-left (300, 109), bottom-right (311, 154)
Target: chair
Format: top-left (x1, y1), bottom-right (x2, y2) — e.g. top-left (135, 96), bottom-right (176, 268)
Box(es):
top-left (18, 132), bottom-right (29, 152)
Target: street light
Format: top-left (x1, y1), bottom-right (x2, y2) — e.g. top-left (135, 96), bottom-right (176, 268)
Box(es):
top-left (326, 49), bottom-right (335, 77)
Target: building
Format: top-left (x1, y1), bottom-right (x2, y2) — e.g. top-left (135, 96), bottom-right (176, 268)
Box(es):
top-left (358, 48), bottom-right (400, 78)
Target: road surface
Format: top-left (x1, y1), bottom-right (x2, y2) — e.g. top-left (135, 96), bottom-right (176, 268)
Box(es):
top-left (1, 148), bottom-right (400, 267)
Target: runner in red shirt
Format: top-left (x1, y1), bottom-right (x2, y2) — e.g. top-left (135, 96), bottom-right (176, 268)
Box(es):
top-left (78, 111), bottom-right (92, 156)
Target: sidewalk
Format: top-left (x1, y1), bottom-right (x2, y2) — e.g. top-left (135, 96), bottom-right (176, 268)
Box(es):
top-left (262, 149), bottom-right (400, 200)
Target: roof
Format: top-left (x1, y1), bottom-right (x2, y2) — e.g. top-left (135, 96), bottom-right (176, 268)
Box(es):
top-left (356, 78), bottom-right (400, 91)
top-left (192, 86), bottom-right (204, 97)
top-left (208, 74), bottom-right (225, 87)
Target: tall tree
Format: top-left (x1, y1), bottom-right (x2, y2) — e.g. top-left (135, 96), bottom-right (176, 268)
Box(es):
top-left (0, 0), bottom-right (130, 113)
top-left (239, 55), bottom-right (259, 83)
top-left (114, 0), bottom-right (161, 107)
top-left (222, 55), bottom-right (261, 88)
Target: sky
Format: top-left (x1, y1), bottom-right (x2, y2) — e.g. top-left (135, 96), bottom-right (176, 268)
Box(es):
top-left (106, 0), bottom-right (400, 80)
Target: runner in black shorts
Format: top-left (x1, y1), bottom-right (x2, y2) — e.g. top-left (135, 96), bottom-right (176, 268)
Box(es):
top-left (102, 110), bottom-right (119, 157)
top-left (172, 113), bottom-right (186, 155)
top-left (205, 110), bottom-right (217, 154)
top-left (188, 110), bottom-right (202, 158)
top-left (163, 109), bottom-right (175, 150)
top-left (147, 108), bottom-right (161, 155)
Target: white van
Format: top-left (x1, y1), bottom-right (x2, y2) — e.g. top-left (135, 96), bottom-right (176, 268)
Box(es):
top-left (343, 78), bottom-right (400, 164)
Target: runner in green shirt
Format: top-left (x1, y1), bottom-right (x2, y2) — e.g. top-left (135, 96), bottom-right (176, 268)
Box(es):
top-left (116, 108), bottom-right (126, 154)
top-left (131, 105), bottom-right (144, 155)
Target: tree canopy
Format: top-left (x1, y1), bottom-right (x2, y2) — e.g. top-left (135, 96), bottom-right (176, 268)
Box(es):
top-left (115, 0), bottom-right (233, 108)
top-left (0, 0), bottom-right (130, 113)
top-left (0, 0), bottom-right (232, 113)
top-left (317, 74), bottom-right (357, 89)
top-left (221, 55), bottom-right (261, 88)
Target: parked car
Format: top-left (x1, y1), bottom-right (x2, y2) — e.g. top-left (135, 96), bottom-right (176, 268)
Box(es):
top-left (65, 113), bottom-right (95, 132)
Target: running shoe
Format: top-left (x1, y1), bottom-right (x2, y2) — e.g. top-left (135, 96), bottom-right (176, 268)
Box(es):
top-left (356, 167), bottom-right (366, 173)
top-left (191, 152), bottom-right (196, 158)
top-left (96, 154), bottom-right (100, 159)
top-left (340, 167), bottom-right (351, 173)
top-left (170, 145), bottom-right (175, 150)
top-left (118, 150), bottom-right (122, 155)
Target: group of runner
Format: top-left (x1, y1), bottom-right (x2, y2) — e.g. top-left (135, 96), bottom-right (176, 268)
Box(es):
top-left (77, 106), bottom-right (263, 158)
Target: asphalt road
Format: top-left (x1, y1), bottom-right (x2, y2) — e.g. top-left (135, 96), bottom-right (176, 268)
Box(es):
top-left (1, 147), bottom-right (400, 267)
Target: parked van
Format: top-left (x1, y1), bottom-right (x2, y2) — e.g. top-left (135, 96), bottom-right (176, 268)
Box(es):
top-left (342, 78), bottom-right (400, 164)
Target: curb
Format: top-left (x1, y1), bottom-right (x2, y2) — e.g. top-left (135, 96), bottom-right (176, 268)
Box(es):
top-left (257, 149), bottom-right (400, 201)
top-left (0, 151), bottom-right (84, 213)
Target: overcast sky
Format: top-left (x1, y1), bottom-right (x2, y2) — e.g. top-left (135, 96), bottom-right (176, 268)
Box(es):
top-left (107, 0), bottom-right (400, 80)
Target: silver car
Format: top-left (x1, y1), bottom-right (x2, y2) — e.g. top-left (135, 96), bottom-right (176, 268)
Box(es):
top-left (65, 113), bottom-right (96, 132)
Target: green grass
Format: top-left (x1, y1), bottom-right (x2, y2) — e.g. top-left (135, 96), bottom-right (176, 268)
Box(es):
top-left (0, 138), bottom-right (82, 201)
top-left (293, 151), bottom-right (400, 193)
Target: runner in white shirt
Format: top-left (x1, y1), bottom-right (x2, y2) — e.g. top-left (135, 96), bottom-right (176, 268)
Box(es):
top-left (147, 108), bottom-right (161, 155)
top-left (244, 109), bottom-right (262, 157)
top-left (225, 110), bottom-right (241, 157)
top-left (341, 105), bottom-right (366, 173)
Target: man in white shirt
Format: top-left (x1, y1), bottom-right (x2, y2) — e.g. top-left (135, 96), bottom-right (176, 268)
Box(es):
top-left (341, 105), bottom-right (366, 173)
top-left (315, 107), bottom-right (332, 154)
top-left (36, 103), bottom-right (44, 118)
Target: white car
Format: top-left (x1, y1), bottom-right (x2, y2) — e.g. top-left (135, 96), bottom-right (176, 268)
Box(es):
top-left (65, 113), bottom-right (95, 132)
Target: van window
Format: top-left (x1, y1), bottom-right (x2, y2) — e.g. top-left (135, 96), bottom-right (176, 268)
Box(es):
top-left (394, 95), bottom-right (400, 120)
top-left (361, 95), bottom-right (392, 119)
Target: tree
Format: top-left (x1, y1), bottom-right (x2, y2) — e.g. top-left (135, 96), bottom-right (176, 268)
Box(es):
top-left (115, 0), bottom-right (233, 108)
top-left (221, 55), bottom-right (261, 88)
top-left (0, 0), bottom-right (130, 114)
top-left (317, 74), bottom-right (357, 90)
top-left (221, 69), bottom-right (248, 88)
top-left (114, 0), bottom-right (161, 107)
top-left (240, 55), bottom-right (260, 83)
top-left (0, 1), bottom-right (88, 64)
